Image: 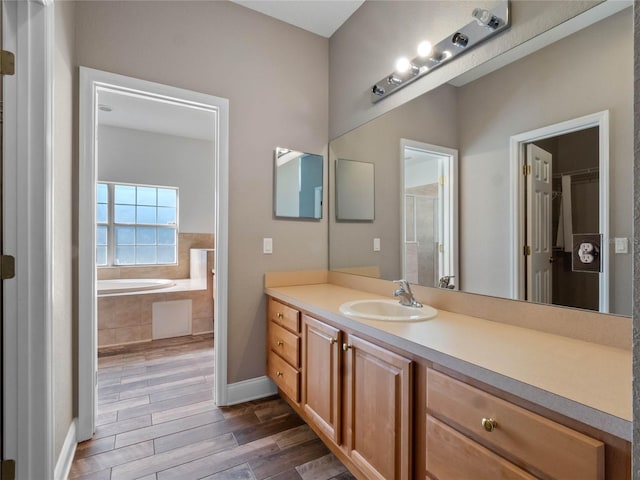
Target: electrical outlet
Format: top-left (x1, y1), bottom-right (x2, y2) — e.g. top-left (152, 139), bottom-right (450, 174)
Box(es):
top-left (572, 234), bottom-right (601, 273)
top-left (263, 238), bottom-right (273, 254)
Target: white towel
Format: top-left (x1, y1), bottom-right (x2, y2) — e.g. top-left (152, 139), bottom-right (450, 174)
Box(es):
top-left (556, 196), bottom-right (564, 249)
top-left (561, 175), bottom-right (573, 253)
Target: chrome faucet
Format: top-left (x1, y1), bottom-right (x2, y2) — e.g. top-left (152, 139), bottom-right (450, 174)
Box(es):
top-left (393, 279), bottom-right (422, 308)
top-left (438, 275), bottom-right (455, 289)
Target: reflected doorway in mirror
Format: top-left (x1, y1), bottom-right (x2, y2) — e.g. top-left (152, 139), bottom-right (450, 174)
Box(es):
top-left (401, 139), bottom-right (458, 289)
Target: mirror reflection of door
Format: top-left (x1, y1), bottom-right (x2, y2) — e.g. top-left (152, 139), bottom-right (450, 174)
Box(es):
top-left (402, 140), bottom-right (457, 288)
top-left (524, 127), bottom-right (600, 311)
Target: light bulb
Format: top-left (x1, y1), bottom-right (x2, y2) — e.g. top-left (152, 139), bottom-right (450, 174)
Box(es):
top-left (417, 41), bottom-right (433, 58)
top-left (395, 57), bottom-right (411, 74)
top-left (472, 8), bottom-right (501, 29)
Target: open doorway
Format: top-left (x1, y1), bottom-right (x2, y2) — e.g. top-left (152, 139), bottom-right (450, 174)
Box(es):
top-left (510, 111), bottom-right (609, 312)
top-left (78, 68), bottom-right (229, 442)
top-left (400, 139), bottom-right (458, 289)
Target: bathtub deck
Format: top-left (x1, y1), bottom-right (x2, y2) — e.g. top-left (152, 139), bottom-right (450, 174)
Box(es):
top-left (69, 334), bottom-right (355, 480)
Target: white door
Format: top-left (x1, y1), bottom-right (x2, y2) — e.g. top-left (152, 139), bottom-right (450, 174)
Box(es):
top-left (526, 144), bottom-right (553, 303)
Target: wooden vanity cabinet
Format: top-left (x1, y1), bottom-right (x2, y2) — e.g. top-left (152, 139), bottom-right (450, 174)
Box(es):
top-left (266, 295), bottom-right (629, 480)
top-left (266, 298), bottom-right (301, 403)
top-left (302, 314), bottom-right (342, 443)
top-left (300, 313), bottom-right (413, 480)
top-left (343, 333), bottom-right (413, 480)
top-left (426, 368), bottom-right (605, 480)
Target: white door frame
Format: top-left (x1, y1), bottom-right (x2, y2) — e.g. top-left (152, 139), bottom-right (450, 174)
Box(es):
top-left (399, 139), bottom-right (459, 286)
top-left (3, 0), bottom-right (55, 478)
top-left (509, 110), bottom-right (610, 311)
top-left (78, 68), bottom-right (230, 441)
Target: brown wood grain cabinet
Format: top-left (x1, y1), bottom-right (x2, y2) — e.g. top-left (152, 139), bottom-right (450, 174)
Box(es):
top-left (302, 314), bottom-right (342, 443)
top-left (266, 295), bottom-right (629, 480)
top-left (426, 368), bottom-right (605, 480)
top-left (266, 297), bottom-right (301, 403)
top-left (344, 333), bottom-right (412, 480)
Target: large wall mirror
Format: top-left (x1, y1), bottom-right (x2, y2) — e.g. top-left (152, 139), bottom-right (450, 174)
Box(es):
top-left (329, 3), bottom-right (632, 316)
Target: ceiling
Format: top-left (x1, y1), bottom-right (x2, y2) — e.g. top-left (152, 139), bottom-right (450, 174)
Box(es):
top-left (230, 0), bottom-right (365, 38)
top-left (97, 89), bottom-right (216, 142)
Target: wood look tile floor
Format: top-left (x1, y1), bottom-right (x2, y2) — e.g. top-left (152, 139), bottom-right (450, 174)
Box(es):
top-left (70, 334), bottom-right (355, 480)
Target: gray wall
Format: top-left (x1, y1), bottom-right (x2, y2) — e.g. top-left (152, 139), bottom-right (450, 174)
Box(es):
top-left (53, 0), bottom-right (76, 460)
top-left (329, 84), bottom-right (458, 279)
top-left (98, 125), bottom-right (215, 233)
top-left (632, 3), bottom-right (639, 477)
top-left (75, 0), bottom-right (329, 384)
top-left (329, 0), bottom-right (601, 139)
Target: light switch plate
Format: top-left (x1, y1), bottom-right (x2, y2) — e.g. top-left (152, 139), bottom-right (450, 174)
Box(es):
top-left (373, 238), bottom-right (381, 252)
top-left (614, 237), bottom-right (628, 254)
top-left (263, 237), bottom-right (273, 254)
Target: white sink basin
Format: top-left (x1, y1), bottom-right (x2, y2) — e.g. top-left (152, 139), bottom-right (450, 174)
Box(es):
top-left (339, 299), bottom-right (437, 322)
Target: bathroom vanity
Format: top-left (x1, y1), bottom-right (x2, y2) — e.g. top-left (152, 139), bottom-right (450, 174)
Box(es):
top-left (264, 273), bottom-right (630, 480)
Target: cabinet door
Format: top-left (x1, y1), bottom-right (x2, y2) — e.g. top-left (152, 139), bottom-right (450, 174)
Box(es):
top-left (302, 315), bottom-right (342, 443)
top-left (344, 334), bottom-right (413, 480)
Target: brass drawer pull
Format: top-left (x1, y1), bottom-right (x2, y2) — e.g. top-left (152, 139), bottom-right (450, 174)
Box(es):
top-left (342, 343), bottom-right (352, 351)
top-left (276, 312), bottom-right (283, 319)
top-left (276, 371), bottom-right (284, 377)
top-left (329, 338), bottom-right (336, 345)
top-left (482, 417), bottom-right (497, 432)
top-left (276, 340), bottom-right (284, 347)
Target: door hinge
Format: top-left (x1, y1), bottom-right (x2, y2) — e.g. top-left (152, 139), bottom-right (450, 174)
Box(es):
top-left (438, 176), bottom-right (445, 186)
top-left (1, 255), bottom-right (15, 279)
top-left (523, 245), bottom-right (531, 256)
top-left (438, 244), bottom-right (444, 253)
top-left (522, 164), bottom-right (531, 176)
top-left (2, 459), bottom-right (16, 480)
top-left (1, 50), bottom-right (15, 76)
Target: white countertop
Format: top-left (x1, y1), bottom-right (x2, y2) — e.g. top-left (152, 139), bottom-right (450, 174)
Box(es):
top-left (265, 283), bottom-right (631, 440)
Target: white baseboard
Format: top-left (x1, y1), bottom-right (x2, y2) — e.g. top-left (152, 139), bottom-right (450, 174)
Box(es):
top-left (54, 419), bottom-right (77, 480)
top-left (224, 376), bottom-right (278, 405)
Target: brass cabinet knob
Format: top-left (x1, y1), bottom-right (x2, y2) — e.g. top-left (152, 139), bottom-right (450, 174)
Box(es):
top-left (276, 371), bottom-right (283, 377)
top-left (329, 338), bottom-right (336, 345)
top-left (342, 343), bottom-right (352, 351)
top-left (276, 312), bottom-right (283, 319)
top-left (276, 340), bottom-right (284, 347)
top-left (482, 417), bottom-right (498, 432)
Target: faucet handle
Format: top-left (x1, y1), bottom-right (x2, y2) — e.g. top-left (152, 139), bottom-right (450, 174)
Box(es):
top-left (393, 279), bottom-right (410, 290)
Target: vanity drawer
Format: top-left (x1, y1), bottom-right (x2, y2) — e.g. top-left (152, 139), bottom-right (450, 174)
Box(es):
top-left (426, 369), bottom-right (604, 480)
top-left (268, 320), bottom-right (300, 368)
top-left (268, 351), bottom-right (300, 402)
top-left (426, 415), bottom-right (536, 480)
top-left (268, 297), bottom-right (300, 333)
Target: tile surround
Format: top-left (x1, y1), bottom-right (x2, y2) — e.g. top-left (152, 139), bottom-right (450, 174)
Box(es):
top-left (97, 233), bottom-right (214, 347)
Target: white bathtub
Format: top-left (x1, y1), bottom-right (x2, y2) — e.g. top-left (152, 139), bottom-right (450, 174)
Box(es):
top-left (97, 278), bottom-right (176, 295)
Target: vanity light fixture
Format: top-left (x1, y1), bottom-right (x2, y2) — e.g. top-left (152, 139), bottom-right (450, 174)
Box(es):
top-left (370, 0), bottom-right (510, 102)
top-left (451, 32), bottom-right (469, 48)
top-left (472, 7), bottom-right (502, 30)
top-left (417, 40), bottom-right (433, 58)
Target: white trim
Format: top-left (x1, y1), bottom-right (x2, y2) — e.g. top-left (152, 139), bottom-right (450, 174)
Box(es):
top-left (78, 68), bottom-right (230, 439)
top-left (509, 111), bottom-right (610, 311)
top-left (3, 0), bottom-right (55, 477)
top-left (399, 139), bottom-right (459, 287)
top-left (225, 376), bottom-right (278, 405)
top-left (53, 419), bottom-right (77, 480)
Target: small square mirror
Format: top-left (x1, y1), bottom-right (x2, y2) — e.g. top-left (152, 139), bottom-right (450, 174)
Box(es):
top-left (274, 147), bottom-right (323, 220)
top-left (335, 159), bottom-right (375, 221)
